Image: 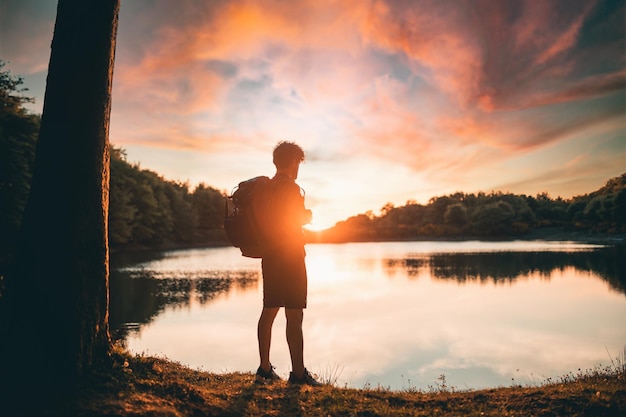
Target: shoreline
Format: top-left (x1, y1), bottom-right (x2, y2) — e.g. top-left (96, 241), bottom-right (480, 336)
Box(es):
top-left (15, 347), bottom-right (624, 417)
top-left (109, 228), bottom-right (625, 255)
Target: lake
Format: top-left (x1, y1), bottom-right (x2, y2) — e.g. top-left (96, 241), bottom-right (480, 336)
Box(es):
top-left (110, 240), bottom-right (626, 391)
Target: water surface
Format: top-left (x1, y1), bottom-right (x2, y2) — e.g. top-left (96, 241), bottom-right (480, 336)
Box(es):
top-left (110, 241), bottom-right (626, 390)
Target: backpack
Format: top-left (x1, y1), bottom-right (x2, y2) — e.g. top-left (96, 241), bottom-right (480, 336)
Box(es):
top-left (223, 176), bottom-right (270, 258)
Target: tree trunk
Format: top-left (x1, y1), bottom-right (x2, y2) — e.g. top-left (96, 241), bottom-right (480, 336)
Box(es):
top-left (0, 0), bottom-right (120, 402)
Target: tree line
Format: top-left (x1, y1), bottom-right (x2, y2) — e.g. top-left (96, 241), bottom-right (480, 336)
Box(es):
top-left (3, 135), bottom-right (227, 259)
top-left (0, 61), bottom-right (40, 262)
top-left (317, 174), bottom-right (626, 242)
top-left (109, 147), bottom-right (226, 248)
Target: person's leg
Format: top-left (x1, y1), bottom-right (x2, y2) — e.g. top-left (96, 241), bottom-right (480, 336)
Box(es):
top-left (285, 307), bottom-right (305, 378)
top-left (258, 307), bottom-right (279, 371)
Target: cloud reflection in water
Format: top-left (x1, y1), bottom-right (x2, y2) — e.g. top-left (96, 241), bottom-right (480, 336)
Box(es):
top-left (110, 242), bottom-right (626, 390)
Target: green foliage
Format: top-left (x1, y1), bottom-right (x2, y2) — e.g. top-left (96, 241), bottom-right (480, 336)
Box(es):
top-left (108, 147), bottom-right (226, 248)
top-left (109, 148), bottom-right (137, 244)
top-left (0, 61), bottom-right (34, 113)
top-left (0, 61), bottom-right (40, 257)
top-left (192, 183), bottom-right (226, 240)
top-left (444, 203), bottom-right (468, 229)
top-left (321, 174), bottom-right (626, 242)
top-left (471, 200), bottom-right (515, 236)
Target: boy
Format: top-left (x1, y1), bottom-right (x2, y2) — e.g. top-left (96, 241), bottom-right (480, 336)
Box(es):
top-left (254, 141), bottom-right (320, 386)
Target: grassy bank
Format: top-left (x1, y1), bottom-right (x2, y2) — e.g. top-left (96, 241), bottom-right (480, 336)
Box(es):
top-left (20, 347), bottom-right (626, 417)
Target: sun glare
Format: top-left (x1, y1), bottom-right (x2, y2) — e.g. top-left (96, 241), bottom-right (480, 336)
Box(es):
top-left (305, 252), bottom-right (339, 285)
top-left (305, 219), bottom-right (329, 232)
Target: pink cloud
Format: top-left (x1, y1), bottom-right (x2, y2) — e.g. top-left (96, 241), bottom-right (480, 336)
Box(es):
top-left (106, 0), bottom-right (623, 196)
top-left (111, 0), bottom-right (379, 150)
top-left (114, 60), bottom-right (226, 115)
top-left (470, 0), bottom-right (605, 112)
top-left (356, 0), bottom-right (618, 117)
top-left (360, 1), bottom-right (482, 108)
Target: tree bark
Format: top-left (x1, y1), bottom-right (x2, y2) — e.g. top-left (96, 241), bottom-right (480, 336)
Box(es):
top-left (0, 0), bottom-right (120, 401)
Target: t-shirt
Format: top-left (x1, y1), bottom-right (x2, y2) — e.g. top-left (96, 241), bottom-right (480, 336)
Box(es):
top-left (255, 173), bottom-right (311, 256)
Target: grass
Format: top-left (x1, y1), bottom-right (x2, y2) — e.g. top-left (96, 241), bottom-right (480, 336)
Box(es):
top-left (11, 345), bottom-right (626, 417)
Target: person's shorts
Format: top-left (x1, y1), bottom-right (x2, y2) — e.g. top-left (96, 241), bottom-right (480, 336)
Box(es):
top-left (261, 250), bottom-right (307, 309)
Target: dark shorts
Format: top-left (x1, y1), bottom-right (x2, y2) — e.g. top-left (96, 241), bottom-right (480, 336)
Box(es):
top-left (261, 250), bottom-right (307, 309)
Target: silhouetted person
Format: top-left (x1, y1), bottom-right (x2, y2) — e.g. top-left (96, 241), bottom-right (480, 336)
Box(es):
top-left (254, 141), bottom-right (320, 386)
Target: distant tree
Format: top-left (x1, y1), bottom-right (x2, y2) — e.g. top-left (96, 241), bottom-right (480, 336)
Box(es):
top-left (532, 192), bottom-right (569, 226)
top-left (156, 184), bottom-right (175, 239)
top-left (378, 204), bottom-right (402, 238)
top-left (613, 189), bottom-right (626, 226)
top-left (572, 174), bottom-right (626, 232)
top-left (193, 183), bottom-right (227, 241)
top-left (109, 147), bottom-right (137, 245)
top-left (470, 201), bottom-right (516, 236)
top-left (130, 174), bottom-right (162, 243)
top-left (444, 203), bottom-right (469, 228)
top-left (106, 150), bottom-right (228, 248)
top-left (0, 60), bottom-right (35, 110)
top-left (164, 181), bottom-right (197, 243)
top-left (0, 0), bottom-right (121, 405)
top-left (380, 202), bottom-right (395, 216)
top-left (426, 195), bottom-right (454, 224)
top-left (567, 195), bottom-right (588, 225)
top-left (583, 197), bottom-right (603, 223)
top-left (327, 213), bottom-right (375, 241)
top-left (0, 62), bottom-right (40, 262)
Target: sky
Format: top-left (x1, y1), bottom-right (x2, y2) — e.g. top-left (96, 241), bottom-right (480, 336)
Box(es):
top-left (1, 0), bottom-right (625, 230)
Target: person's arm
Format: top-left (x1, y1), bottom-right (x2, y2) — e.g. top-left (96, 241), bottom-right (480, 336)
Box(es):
top-left (288, 185), bottom-right (311, 226)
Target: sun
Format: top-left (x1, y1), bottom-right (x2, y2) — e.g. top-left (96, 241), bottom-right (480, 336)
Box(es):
top-left (304, 217), bottom-right (335, 232)
top-left (301, 202), bottom-right (346, 232)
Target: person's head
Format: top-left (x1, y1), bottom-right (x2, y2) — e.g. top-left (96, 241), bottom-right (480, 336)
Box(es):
top-left (273, 141), bottom-right (305, 178)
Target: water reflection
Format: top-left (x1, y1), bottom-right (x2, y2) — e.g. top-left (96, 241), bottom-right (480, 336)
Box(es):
top-left (111, 245), bottom-right (626, 339)
top-left (384, 246), bottom-right (626, 295)
top-left (109, 268), bottom-right (259, 339)
top-left (109, 242), bottom-right (626, 391)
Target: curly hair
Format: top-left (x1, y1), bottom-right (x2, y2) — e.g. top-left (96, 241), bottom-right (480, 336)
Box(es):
top-left (272, 141), bottom-right (305, 169)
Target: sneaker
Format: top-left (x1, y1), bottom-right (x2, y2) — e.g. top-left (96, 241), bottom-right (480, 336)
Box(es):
top-left (288, 368), bottom-right (322, 386)
top-left (255, 365), bottom-right (281, 384)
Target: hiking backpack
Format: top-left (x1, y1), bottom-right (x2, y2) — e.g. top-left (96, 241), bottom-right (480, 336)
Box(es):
top-left (224, 176), bottom-right (270, 258)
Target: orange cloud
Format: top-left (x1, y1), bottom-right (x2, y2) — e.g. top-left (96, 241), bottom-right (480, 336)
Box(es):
top-left (111, 0), bottom-right (382, 151)
top-left (105, 0), bottom-right (623, 207)
top-left (355, 0), bottom-right (619, 119)
top-left (360, 1), bottom-right (482, 108)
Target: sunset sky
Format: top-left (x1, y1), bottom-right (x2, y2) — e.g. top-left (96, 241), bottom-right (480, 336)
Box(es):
top-left (2, 0), bottom-right (624, 229)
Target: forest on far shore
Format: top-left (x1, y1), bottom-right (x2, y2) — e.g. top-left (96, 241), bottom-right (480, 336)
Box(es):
top-left (313, 173), bottom-right (626, 243)
top-left (2, 61), bottom-right (625, 266)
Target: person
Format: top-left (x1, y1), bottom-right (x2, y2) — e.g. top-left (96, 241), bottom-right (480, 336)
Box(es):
top-left (254, 141), bottom-right (321, 386)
